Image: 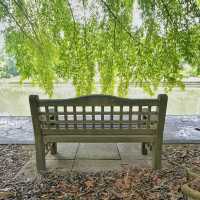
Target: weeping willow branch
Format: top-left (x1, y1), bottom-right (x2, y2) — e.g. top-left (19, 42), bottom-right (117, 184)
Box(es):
top-left (82, 0), bottom-right (89, 66)
top-left (1, 0), bottom-right (200, 96)
top-left (66, 0), bottom-right (81, 66)
top-left (66, 0), bottom-right (78, 39)
top-left (100, 0), bottom-right (135, 42)
top-left (113, 19), bottom-right (116, 51)
top-left (13, 0), bottom-right (41, 43)
top-left (0, 0), bottom-right (40, 49)
top-left (160, 0), bottom-right (179, 31)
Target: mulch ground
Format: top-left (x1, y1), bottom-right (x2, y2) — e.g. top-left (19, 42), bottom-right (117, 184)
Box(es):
top-left (0, 144), bottom-right (200, 200)
top-left (0, 145), bottom-right (31, 189)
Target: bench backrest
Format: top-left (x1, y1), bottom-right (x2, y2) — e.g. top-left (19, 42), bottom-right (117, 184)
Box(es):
top-left (29, 94), bottom-right (168, 135)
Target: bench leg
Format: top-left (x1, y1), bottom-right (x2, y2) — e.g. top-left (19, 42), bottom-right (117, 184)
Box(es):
top-left (50, 142), bottom-right (57, 155)
top-left (148, 143), bottom-right (152, 151)
top-left (141, 142), bottom-right (148, 155)
top-left (152, 141), bottom-right (162, 170)
top-left (35, 139), bottom-right (46, 172)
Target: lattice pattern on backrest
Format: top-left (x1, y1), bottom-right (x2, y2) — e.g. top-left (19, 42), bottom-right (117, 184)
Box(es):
top-left (37, 96), bottom-right (160, 130)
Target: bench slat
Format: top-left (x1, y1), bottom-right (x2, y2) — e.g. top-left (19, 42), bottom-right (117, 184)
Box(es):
top-left (44, 134), bottom-right (155, 143)
top-left (64, 106), bottom-right (68, 128)
top-left (42, 128), bottom-right (156, 135)
top-left (101, 105), bottom-right (104, 129)
top-left (39, 97), bottom-right (159, 107)
top-left (83, 106), bottom-right (86, 129)
top-left (111, 106), bottom-right (113, 128)
top-left (38, 111), bottom-right (159, 115)
top-left (40, 120), bottom-right (158, 125)
top-left (73, 106), bottom-right (77, 129)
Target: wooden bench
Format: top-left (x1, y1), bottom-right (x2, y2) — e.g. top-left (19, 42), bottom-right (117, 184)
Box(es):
top-left (29, 94), bottom-right (168, 172)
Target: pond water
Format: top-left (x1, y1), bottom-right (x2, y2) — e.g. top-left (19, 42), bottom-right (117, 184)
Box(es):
top-left (0, 82), bottom-right (200, 116)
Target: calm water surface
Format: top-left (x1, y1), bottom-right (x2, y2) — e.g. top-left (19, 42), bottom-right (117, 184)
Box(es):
top-left (0, 82), bottom-right (200, 116)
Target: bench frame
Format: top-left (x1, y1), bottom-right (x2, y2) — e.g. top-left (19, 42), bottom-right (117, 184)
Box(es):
top-left (29, 94), bottom-right (168, 172)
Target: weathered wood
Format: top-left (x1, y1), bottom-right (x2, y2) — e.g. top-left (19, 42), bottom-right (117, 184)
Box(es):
top-left (182, 184), bottom-right (200, 200)
top-left (83, 106), bottom-right (86, 129)
top-left (181, 169), bottom-right (200, 200)
top-left (50, 142), bottom-right (57, 155)
top-left (101, 105), bottom-right (104, 129)
top-left (44, 134), bottom-right (155, 143)
top-left (141, 142), bottom-right (148, 155)
top-left (141, 106), bottom-right (152, 156)
top-left (29, 95), bottom-right (46, 172)
top-left (39, 95), bottom-right (159, 106)
top-left (111, 106), bottom-right (114, 128)
top-left (39, 111), bottom-right (159, 115)
top-left (40, 120), bottom-right (158, 125)
top-left (64, 106), bottom-right (68, 128)
top-left (152, 94), bottom-right (168, 169)
top-left (50, 106), bottom-right (58, 154)
top-left (42, 128), bottom-right (156, 135)
top-left (29, 94), bottom-right (168, 171)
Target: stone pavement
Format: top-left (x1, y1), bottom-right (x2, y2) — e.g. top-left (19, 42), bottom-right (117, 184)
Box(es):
top-left (17, 143), bottom-right (161, 178)
top-left (1, 115), bottom-right (200, 144)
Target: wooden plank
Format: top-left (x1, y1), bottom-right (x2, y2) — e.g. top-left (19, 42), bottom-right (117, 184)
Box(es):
top-left (101, 105), bottom-right (104, 129)
top-left (54, 106), bottom-right (58, 128)
top-left (129, 106), bottom-right (132, 129)
top-left (45, 105), bottom-right (49, 129)
top-left (120, 105), bottom-right (123, 129)
top-left (44, 134), bottom-right (155, 143)
top-left (92, 106), bottom-right (95, 129)
top-left (42, 128), bottom-right (156, 135)
top-left (83, 106), bottom-right (86, 129)
top-left (64, 106), bottom-right (68, 128)
top-left (41, 120), bottom-right (158, 125)
top-left (152, 94), bottom-right (168, 169)
top-left (157, 94), bottom-right (168, 144)
top-left (138, 105), bottom-right (142, 128)
top-left (147, 106), bottom-right (151, 128)
top-left (39, 111), bottom-right (159, 115)
top-left (182, 184), bottom-right (200, 199)
top-left (111, 106), bottom-right (113, 128)
top-left (39, 94), bottom-right (159, 106)
top-left (29, 95), bottom-right (46, 172)
top-left (50, 142), bottom-right (57, 155)
top-left (73, 106), bottom-right (77, 129)
top-left (51, 105), bottom-right (58, 154)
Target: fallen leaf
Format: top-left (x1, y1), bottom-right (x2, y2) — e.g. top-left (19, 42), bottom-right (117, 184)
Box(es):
top-left (85, 180), bottom-right (95, 188)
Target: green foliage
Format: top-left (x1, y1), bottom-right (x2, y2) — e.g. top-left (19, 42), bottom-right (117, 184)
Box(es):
top-left (0, 0), bottom-right (200, 96)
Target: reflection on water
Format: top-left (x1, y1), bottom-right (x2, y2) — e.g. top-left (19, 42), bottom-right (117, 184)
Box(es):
top-left (0, 82), bottom-right (200, 116)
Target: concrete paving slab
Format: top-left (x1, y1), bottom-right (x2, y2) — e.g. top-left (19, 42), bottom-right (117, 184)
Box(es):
top-left (46, 143), bottom-right (78, 160)
top-left (15, 159), bottom-right (37, 181)
top-left (15, 159), bottom-right (73, 180)
top-left (117, 143), bottom-right (151, 160)
top-left (73, 159), bottom-right (154, 172)
top-left (46, 160), bottom-right (73, 170)
top-left (72, 160), bottom-right (123, 172)
top-left (16, 146), bottom-right (171, 176)
top-left (76, 143), bottom-right (120, 160)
